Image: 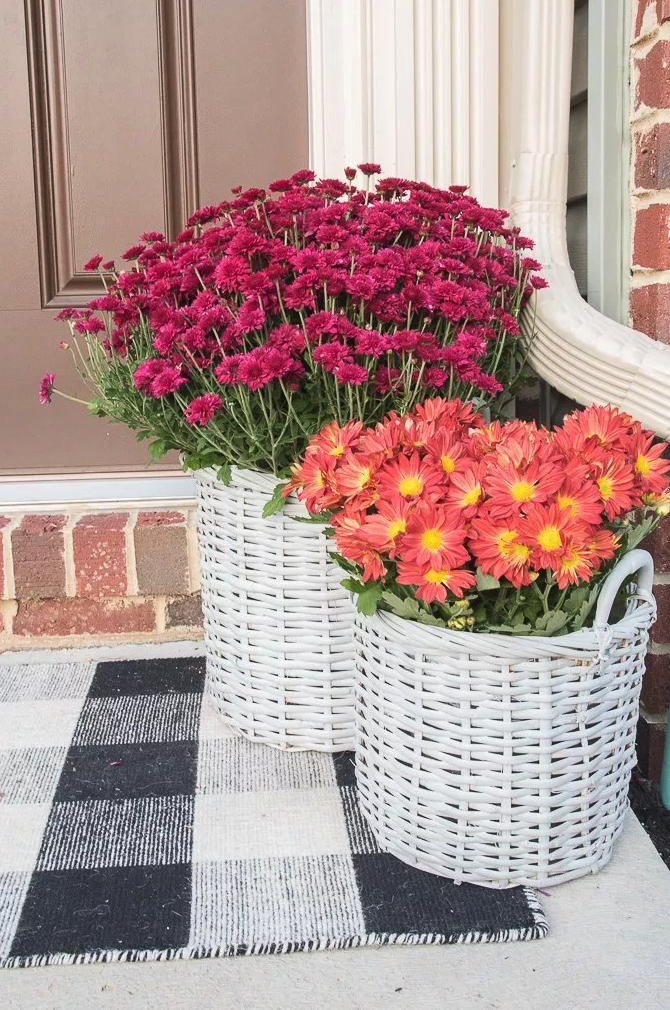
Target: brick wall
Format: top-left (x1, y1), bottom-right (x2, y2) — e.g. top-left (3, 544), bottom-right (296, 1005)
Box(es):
top-left (0, 507), bottom-right (202, 649)
top-left (631, 0), bottom-right (670, 778)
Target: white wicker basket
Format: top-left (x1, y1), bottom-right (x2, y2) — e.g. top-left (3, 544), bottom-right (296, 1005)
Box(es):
top-left (353, 549), bottom-right (656, 888)
top-left (194, 466), bottom-right (355, 751)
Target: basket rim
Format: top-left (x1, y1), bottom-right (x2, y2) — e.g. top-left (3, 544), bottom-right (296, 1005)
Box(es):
top-left (354, 596), bottom-right (655, 656)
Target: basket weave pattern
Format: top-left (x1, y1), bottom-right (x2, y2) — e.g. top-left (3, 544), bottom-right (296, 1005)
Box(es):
top-left (195, 467), bottom-right (355, 751)
top-left (353, 552), bottom-right (656, 888)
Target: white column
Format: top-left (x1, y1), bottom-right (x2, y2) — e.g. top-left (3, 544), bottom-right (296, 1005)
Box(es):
top-left (306, 0), bottom-right (500, 207)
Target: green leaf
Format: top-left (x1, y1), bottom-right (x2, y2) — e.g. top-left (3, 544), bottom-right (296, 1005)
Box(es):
top-left (356, 582), bottom-right (383, 616)
top-left (328, 552), bottom-right (360, 576)
top-left (418, 611), bottom-right (446, 627)
top-left (563, 585), bottom-right (589, 615)
top-left (626, 513), bottom-right (657, 551)
top-left (475, 567), bottom-right (500, 591)
top-left (135, 429), bottom-right (151, 442)
top-left (148, 438), bottom-right (171, 462)
top-left (87, 399), bottom-right (108, 418)
top-left (381, 591), bottom-right (422, 621)
top-left (341, 577), bottom-right (364, 594)
top-left (262, 481), bottom-right (290, 519)
top-left (291, 514), bottom-right (332, 525)
top-left (538, 610), bottom-right (569, 636)
top-left (181, 451), bottom-right (220, 471)
top-left (216, 463), bottom-right (232, 485)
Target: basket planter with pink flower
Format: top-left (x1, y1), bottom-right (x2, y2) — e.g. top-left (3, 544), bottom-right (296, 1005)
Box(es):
top-left (290, 400), bottom-right (669, 882)
top-left (44, 167), bottom-right (544, 751)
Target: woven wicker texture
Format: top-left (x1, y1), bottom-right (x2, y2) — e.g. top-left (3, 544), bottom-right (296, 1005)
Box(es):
top-left (195, 467), bottom-right (355, 751)
top-left (353, 550), bottom-right (656, 888)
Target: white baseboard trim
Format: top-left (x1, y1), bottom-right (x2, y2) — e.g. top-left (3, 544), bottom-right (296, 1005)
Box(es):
top-left (0, 474), bottom-right (197, 512)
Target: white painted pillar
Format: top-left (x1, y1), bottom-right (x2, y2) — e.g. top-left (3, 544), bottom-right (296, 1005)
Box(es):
top-left (306, 0), bottom-right (500, 208)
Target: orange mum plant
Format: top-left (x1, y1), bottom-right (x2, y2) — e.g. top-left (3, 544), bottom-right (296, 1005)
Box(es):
top-left (286, 399), bottom-right (670, 634)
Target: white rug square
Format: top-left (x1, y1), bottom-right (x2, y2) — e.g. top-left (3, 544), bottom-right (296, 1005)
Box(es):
top-left (193, 787), bottom-right (351, 862)
top-left (0, 805), bottom-right (52, 873)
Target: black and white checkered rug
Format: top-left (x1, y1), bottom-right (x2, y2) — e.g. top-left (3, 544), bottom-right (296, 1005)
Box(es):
top-left (0, 657), bottom-right (546, 967)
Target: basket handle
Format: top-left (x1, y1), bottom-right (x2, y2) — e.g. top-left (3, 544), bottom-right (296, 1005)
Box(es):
top-left (593, 549), bottom-right (654, 629)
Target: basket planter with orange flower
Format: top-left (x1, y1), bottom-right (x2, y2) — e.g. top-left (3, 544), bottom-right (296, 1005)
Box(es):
top-left (288, 399), bottom-right (670, 884)
top-left (44, 167), bottom-right (545, 752)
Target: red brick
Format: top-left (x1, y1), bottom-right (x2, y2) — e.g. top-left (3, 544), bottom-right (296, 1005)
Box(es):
top-left (653, 583), bottom-right (670, 642)
top-left (630, 283), bottom-right (670, 341)
top-left (0, 517), bottom-right (11, 529)
top-left (633, 204), bottom-right (670, 270)
top-left (636, 40), bottom-right (670, 110)
top-left (75, 512), bottom-right (128, 530)
top-left (73, 513), bottom-right (129, 598)
top-left (11, 514), bottom-right (66, 599)
top-left (647, 520), bottom-right (670, 573)
top-left (136, 511), bottom-right (186, 527)
top-left (166, 594), bottom-right (202, 629)
top-left (636, 713), bottom-right (667, 782)
top-left (642, 652), bottom-right (670, 712)
top-left (635, 123), bottom-right (670, 190)
top-left (13, 597), bottom-right (155, 637)
top-left (634, 0), bottom-right (670, 39)
top-left (133, 524), bottom-right (189, 595)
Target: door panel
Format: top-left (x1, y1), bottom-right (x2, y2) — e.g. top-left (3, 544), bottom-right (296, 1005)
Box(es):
top-left (0, 0), bottom-right (308, 474)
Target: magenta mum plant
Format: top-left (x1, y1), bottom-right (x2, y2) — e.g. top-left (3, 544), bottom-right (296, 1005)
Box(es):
top-left (45, 166), bottom-right (545, 477)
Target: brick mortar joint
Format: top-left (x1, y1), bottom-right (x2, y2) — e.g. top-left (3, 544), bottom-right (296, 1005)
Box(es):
top-left (125, 511), bottom-right (139, 596)
top-left (631, 21), bottom-right (670, 54)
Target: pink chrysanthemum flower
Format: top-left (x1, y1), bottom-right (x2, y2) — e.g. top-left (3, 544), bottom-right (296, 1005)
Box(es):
top-left (184, 393), bottom-right (222, 426)
top-left (39, 373), bottom-right (56, 404)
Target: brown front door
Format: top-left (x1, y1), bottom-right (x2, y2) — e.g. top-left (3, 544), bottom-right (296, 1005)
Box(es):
top-left (0, 0), bottom-right (308, 474)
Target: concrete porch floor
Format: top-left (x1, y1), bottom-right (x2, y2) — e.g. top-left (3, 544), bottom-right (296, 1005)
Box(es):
top-left (1, 645), bottom-right (669, 1010)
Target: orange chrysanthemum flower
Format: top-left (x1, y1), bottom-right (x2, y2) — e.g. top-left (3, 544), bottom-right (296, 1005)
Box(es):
top-left (332, 509), bottom-right (386, 581)
top-left (468, 515), bottom-right (533, 588)
top-left (592, 457), bottom-right (638, 520)
top-left (285, 454), bottom-right (341, 512)
top-left (360, 497), bottom-right (411, 555)
top-left (630, 431), bottom-right (670, 494)
top-left (336, 453), bottom-right (379, 502)
top-left (556, 404), bottom-right (633, 454)
top-left (396, 561), bottom-right (476, 603)
top-left (555, 473), bottom-right (604, 526)
top-left (425, 429), bottom-right (466, 478)
top-left (444, 462), bottom-right (485, 517)
top-left (400, 502), bottom-right (470, 569)
top-left (642, 489), bottom-right (670, 516)
top-left (551, 540), bottom-right (597, 589)
top-left (306, 418), bottom-right (363, 459)
top-left (519, 503), bottom-right (584, 568)
top-left (484, 458), bottom-right (563, 516)
top-left (376, 452), bottom-right (443, 502)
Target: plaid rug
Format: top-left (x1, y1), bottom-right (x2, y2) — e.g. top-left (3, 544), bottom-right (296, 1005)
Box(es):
top-left (0, 657), bottom-right (547, 967)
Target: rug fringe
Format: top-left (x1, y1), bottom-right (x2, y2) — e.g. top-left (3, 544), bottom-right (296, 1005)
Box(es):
top-left (0, 918), bottom-right (548, 970)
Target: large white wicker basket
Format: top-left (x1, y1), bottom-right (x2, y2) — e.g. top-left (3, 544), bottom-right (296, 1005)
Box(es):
top-left (353, 549), bottom-right (656, 888)
top-left (195, 466), bottom-right (355, 751)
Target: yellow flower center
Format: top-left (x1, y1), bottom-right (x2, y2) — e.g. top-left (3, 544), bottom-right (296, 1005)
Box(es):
top-left (496, 529), bottom-right (518, 553)
top-left (461, 486), bottom-right (482, 506)
top-left (424, 568), bottom-right (448, 584)
top-left (441, 455), bottom-right (456, 473)
top-left (537, 526), bottom-right (562, 551)
top-left (509, 542), bottom-right (531, 563)
top-left (329, 444), bottom-right (345, 457)
top-left (635, 453), bottom-right (651, 477)
top-left (388, 519), bottom-right (406, 539)
top-left (510, 480), bottom-right (535, 502)
top-left (421, 528), bottom-right (443, 551)
top-left (557, 493), bottom-right (575, 514)
top-left (597, 475), bottom-right (613, 501)
top-left (398, 476), bottom-right (422, 497)
top-left (560, 549), bottom-right (580, 572)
